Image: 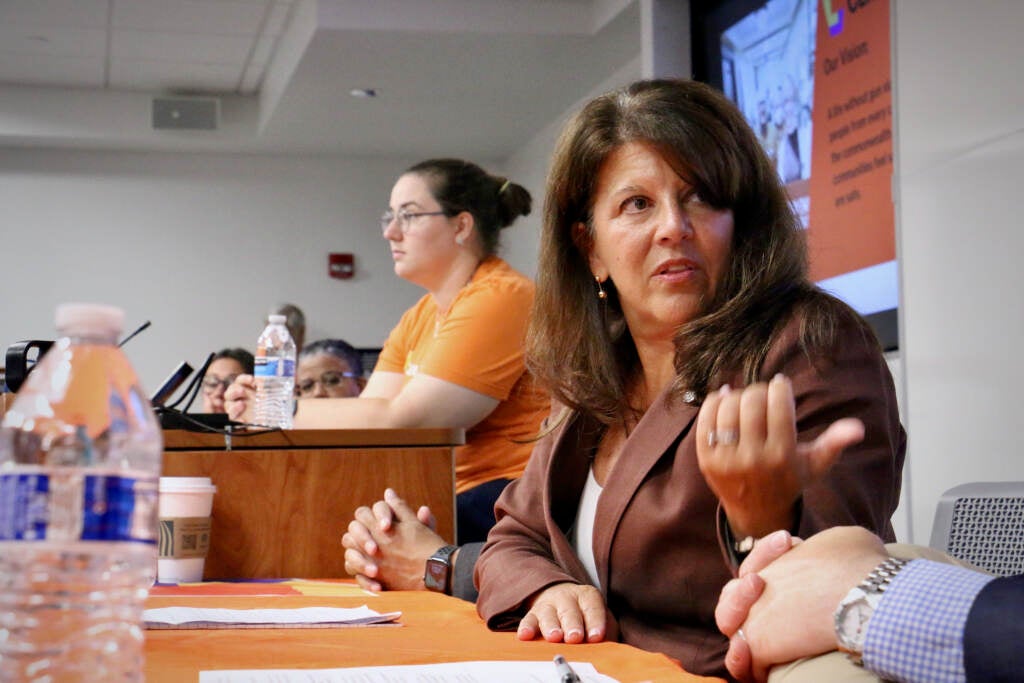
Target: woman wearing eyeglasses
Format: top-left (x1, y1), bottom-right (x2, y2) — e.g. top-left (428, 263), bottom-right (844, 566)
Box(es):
top-left (201, 347), bottom-right (254, 414)
top-left (227, 159), bottom-right (549, 544)
top-left (296, 338), bottom-right (364, 399)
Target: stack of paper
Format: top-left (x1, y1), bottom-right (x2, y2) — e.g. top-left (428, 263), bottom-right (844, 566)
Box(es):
top-left (144, 605), bottom-right (401, 629)
top-left (200, 661), bottom-right (620, 682)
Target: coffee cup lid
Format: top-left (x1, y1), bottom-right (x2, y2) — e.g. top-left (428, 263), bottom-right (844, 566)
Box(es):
top-left (159, 476), bottom-right (217, 493)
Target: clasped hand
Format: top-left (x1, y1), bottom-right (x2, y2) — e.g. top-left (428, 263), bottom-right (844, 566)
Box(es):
top-left (341, 488), bottom-right (446, 592)
top-left (714, 527), bottom-right (888, 682)
top-left (223, 375), bottom-right (256, 422)
top-left (695, 374), bottom-right (865, 538)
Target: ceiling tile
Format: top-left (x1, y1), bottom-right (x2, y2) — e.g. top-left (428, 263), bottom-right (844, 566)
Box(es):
top-left (110, 59), bottom-right (243, 93)
top-left (0, 53), bottom-right (105, 88)
top-left (0, 26), bottom-right (107, 58)
top-left (113, 0), bottom-right (270, 35)
top-left (113, 29), bottom-right (255, 65)
top-left (0, 0), bottom-right (109, 29)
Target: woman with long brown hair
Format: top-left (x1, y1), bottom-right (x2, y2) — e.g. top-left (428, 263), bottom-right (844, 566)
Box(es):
top-left (474, 79), bottom-right (905, 678)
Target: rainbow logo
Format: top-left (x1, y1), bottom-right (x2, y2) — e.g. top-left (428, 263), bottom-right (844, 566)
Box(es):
top-left (823, 0), bottom-right (845, 36)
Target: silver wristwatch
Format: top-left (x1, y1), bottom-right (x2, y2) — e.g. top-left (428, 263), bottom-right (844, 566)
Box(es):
top-left (834, 557), bottom-right (908, 664)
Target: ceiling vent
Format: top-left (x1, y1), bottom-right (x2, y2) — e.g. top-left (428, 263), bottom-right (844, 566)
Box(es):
top-left (152, 97), bottom-right (220, 131)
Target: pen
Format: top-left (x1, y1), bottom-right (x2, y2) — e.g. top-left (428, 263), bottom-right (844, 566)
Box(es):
top-left (553, 654), bottom-right (581, 683)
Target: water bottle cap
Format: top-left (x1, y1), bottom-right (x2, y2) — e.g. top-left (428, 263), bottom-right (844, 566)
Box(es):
top-left (55, 303), bottom-right (125, 337)
top-left (268, 314), bottom-right (287, 325)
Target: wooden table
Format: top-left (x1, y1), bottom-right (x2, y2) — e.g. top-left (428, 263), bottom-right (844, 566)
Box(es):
top-left (162, 428), bottom-right (463, 580)
top-left (145, 581), bottom-right (722, 682)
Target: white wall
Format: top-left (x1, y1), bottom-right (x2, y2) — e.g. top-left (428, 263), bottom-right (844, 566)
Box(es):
top-left (0, 149), bottom-right (426, 392)
top-left (502, 56), bottom-right (645, 279)
top-left (894, 0), bottom-right (1024, 542)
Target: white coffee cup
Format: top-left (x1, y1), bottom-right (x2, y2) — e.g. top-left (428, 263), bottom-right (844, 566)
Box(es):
top-left (157, 476), bottom-right (217, 583)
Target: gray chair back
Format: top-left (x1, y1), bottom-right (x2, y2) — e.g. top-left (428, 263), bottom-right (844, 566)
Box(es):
top-left (929, 481), bottom-right (1024, 577)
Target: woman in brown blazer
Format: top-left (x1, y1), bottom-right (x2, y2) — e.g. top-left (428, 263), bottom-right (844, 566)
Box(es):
top-left (474, 79), bottom-right (906, 679)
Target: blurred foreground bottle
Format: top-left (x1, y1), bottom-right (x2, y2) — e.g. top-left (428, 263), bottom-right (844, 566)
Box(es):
top-left (252, 313), bottom-right (296, 429)
top-left (0, 303), bottom-right (162, 682)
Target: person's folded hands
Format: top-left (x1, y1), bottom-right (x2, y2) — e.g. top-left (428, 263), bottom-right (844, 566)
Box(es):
top-left (223, 374), bottom-right (257, 422)
top-left (714, 527), bottom-right (887, 682)
top-left (341, 488), bottom-right (448, 592)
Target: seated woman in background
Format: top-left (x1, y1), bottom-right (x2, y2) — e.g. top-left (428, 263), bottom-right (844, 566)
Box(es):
top-left (472, 79), bottom-right (906, 679)
top-left (297, 338), bottom-right (364, 398)
top-left (271, 303), bottom-right (306, 356)
top-left (201, 347), bottom-right (254, 414)
top-left (227, 159), bottom-right (549, 544)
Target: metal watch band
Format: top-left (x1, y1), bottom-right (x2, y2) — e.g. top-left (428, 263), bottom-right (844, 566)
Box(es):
top-left (835, 556), bottom-right (909, 664)
top-left (860, 556), bottom-right (909, 593)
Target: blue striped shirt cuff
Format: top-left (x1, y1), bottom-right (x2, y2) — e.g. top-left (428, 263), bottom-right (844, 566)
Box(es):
top-left (863, 559), bottom-right (994, 683)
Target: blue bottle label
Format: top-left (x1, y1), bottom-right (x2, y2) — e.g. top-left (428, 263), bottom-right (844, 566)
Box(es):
top-left (254, 357), bottom-right (295, 378)
top-left (0, 473), bottom-right (48, 541)
top-left (0, 472), bottom-right (157, 544)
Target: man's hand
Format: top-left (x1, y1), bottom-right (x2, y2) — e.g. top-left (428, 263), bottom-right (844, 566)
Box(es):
top-left (714, 527), bottom-right (888, 681)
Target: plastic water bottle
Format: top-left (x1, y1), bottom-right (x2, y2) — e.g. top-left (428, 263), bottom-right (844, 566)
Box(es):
top-left (253, 313), bottom-right (296, 429)
top-left (0, 303), bottom-right (162, 682)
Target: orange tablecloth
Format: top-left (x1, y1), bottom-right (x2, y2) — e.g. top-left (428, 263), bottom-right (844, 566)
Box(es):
top-left (144, 580), bottom-right (724, 682)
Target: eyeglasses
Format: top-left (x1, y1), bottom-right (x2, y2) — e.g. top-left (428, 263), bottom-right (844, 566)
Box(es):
top-left (201, 375), bottom-right (238, 393)
top-left (379, 209), bottom-right (448, 234)
top-left (296, 371), bottom-right (360, 396)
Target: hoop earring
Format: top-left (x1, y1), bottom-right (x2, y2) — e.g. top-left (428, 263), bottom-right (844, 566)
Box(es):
top-left (595, 276), bottom-right (607, 300)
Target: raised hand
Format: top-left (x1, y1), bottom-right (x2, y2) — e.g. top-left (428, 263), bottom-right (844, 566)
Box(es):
top-left (696, 374), bottom-right (865, 538)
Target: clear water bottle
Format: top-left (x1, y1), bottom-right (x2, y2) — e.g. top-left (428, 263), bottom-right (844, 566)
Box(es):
top-left (253, 313), bottom-right (296, 429)
top-left (0, 303), bottom-right (162, 682)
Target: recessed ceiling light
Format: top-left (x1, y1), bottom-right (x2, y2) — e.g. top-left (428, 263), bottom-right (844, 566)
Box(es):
top-left (349, 88), bottom-right (377, 98)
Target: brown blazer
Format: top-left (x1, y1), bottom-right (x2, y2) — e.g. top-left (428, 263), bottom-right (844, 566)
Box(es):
top-left (475, 308), bottom-right (905, 678)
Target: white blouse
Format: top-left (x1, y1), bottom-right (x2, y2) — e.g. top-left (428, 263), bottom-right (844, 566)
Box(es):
top-left (571, 465), bottom-right (603, 589)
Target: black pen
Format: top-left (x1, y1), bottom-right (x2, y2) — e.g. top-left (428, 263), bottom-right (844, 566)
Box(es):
top-left (553, 654), bottom-right (581, 682)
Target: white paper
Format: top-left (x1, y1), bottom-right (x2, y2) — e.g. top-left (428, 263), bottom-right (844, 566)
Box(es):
top-left (199, 660), bottom-right (619, 683)
top-left (144, 605), bottom-right (401, 629)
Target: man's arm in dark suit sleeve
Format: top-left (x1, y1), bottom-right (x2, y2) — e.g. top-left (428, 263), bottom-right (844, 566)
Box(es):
top-left (964, 574), bottom-right (1024, 682)
top-left (451, 542), bottom-right (484, 603)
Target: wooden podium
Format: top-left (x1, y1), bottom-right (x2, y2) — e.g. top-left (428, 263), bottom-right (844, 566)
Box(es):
top-left (161, 428), bottom-right (463, 580)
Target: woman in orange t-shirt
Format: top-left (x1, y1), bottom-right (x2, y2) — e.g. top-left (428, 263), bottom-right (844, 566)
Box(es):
top-left (227, 159), bottom-right (548, 543)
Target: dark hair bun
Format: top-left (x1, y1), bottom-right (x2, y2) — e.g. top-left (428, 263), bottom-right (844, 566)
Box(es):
top-left (496, 180), bottom-right (532, 228)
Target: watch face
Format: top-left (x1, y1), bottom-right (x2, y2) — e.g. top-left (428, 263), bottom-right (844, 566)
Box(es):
top-left (424, 558), bottom-right (448, 593)
top-left (837, 590), bottom-right (874, 652)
